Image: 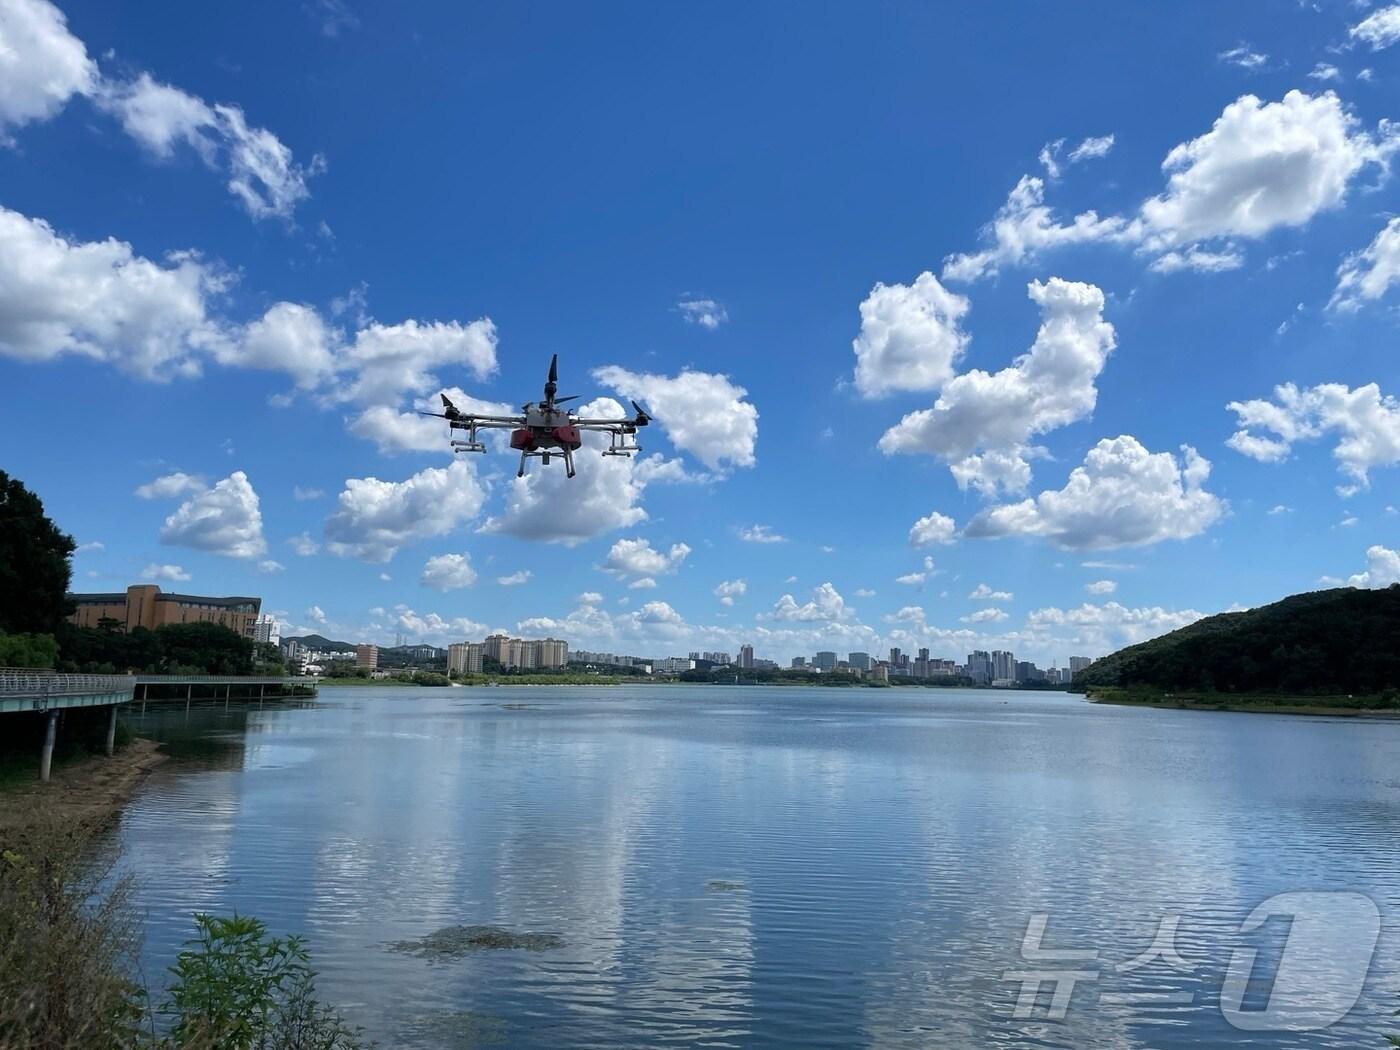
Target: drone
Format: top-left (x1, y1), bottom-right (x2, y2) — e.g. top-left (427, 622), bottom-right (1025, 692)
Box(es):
top-left (421, 354), bottom-right (651, 478)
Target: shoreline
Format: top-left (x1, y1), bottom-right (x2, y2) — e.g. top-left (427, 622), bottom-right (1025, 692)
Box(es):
top-left (0, 738), bottom-right (168, 835)
top-left (1089, 694), bottom-right (1400, 719)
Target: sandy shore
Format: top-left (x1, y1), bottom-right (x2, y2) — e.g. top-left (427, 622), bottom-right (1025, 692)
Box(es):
top-left (0, 738), bottom-right (168, 835)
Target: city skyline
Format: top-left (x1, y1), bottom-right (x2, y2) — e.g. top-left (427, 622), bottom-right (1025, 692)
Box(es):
top-left (4, 1), bottom-right (1400, 669)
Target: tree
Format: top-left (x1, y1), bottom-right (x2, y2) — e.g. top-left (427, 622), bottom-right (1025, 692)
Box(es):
top-left (155, 623), bottom-right (255, 676)
top-left (0, 472), bottom-right (75, 636)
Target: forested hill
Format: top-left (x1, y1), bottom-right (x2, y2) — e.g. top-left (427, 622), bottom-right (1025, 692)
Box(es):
top-left (1074, 586), bottom-right (1400, 696)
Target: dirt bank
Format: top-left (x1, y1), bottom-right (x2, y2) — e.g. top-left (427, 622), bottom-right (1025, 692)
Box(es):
top-left (0, 738), bottom-right (167, 835)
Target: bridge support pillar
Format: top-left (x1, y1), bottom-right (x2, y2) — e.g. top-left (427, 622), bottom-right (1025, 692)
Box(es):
top-left (105, 704), bottom-right (118, 757)
top-left (40, 710), bottom-right (58, 782)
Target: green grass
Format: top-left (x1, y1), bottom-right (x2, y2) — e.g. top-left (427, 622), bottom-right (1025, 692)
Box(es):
top-left (1087, 686), bottom-right (1400, 715)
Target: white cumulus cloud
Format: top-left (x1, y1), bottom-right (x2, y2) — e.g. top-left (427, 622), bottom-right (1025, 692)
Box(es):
top-left (1347, 545), bottom-right (1400, 587)
top-left (879, 278), bottom-right (1115, 496)
top-left (325, 460), bottom-right (487, 562)
top-left (421, 552), bottom-right (477, 591)
top-left (968, 583), bottom-right (1013, 601)
top-left (0, 206), bottom-right (223, 379)
top-left (962, 607), bottom-right (1009, 623)
top-left (714, 578), bottom-right (747, 606)
top-left (593, 366), bottom-right (758, 472)
top-left (0, 0), bottom-right (95, 135)
top-left (965, 436), bottom-right (1225, 550)
top-left (943, 91), bottom-right (1399, 281)
top-left (135, 472), bottom-right (206, 499)
top-left (96, 72), bottom-right (325, 221)
top-left (942, 176), bottom-right (1134, 282)
top-left (1331, 217), bottom-right (1400, 312)
top-left (159, 470), bottom-right (267, 558)
top-left (852, 271), bottom-right (970, 397)
top-left (676, 297), bottom-right (728, 329)
top-left (769, 582), bottom-right (853, 622)
top-left (603, 537), bottom-right (691, 579)
top-left (1352, 4), bottom-right (1400, 50)
top-left (737, 524), bottom-right (786, 544)
top-left (1226, 381), bottom-right (1400, 495)
top-left (141, 563), bottom-right (190, 583)
top-left (909, 510), bottom-right (957, 547)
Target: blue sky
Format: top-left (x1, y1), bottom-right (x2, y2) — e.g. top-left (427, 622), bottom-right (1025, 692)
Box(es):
top-left (3, 0), bottom-right (1399, 664)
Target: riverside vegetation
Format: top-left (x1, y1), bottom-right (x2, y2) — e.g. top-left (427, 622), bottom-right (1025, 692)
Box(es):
top-left (0, 809), bottom-right (368, 1050)
top-left (1075, 585), bottom-right (1400, 710)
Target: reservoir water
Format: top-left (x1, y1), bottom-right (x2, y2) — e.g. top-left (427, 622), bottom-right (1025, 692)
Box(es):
top-left (115, 685), bottom-right (1400, 1048)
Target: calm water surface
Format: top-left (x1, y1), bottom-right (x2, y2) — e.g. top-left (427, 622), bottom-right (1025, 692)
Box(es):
top-left (115, 686), bottom-right (1400, 1047)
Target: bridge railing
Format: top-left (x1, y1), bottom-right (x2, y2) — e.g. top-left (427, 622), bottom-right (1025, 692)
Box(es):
top-left (0, 669), bottom-right (136, 697)
top-left (133, 674), bottom-right (319, 685)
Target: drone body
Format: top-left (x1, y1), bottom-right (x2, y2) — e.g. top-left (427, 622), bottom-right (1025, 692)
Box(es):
top-left (423, 355), bottom-right (651, 478)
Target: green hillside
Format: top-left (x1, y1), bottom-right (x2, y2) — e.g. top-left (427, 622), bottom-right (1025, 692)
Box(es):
top-left (1074, 585), bottom-right (1400, 697)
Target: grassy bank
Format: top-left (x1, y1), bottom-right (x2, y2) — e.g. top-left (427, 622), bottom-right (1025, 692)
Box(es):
top-left (1087, 687), bottom-right (1400, 717)
top-left (0, 737), bottom-right (167, 835)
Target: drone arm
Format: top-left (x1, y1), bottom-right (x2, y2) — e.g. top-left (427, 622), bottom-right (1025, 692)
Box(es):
top-left (573, 417), bottom-right (647, 430)
top-left (448, 415), bottom-right (523, 429)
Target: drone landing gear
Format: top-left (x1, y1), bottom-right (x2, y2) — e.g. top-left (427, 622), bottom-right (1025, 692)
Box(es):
top-left (602, 430), bottom-right (641, 458)
top-left (449, 423), bottom-right (486, 455)
top-left (516, 447), bottom-right (576, 479)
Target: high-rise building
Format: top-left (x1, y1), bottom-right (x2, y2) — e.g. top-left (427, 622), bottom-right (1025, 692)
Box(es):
top-left (1069, 656), bottom-right (1093, 679)
top-left (739, 644), bottom-right (755, 669)
top-left (250, 614), bottom-right (279, 645)
top-left (448, 642), bottom-right (485, 674)
top-left (814, 650), bottom-right (837, 671)
top-left (966, 650), bottom-right (992, 684)
top-left (484, 634), bottom-right (511, 665)
top-left (356, 644), bottom-right (379, 670)
top-left (848, 652), bottom-right (872, 671)
top-left (889, 647), bottom-right (902, 667)
top-left (791, 656), bottom-right (807, 669)
top-left (992, 650), bottom-right (1016, 681)
top-left (536, 638), bottom-right (568, 668)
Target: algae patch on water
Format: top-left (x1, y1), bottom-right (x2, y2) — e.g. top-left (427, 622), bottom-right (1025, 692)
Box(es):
top-left (388, 924), bottom-right (563, 959)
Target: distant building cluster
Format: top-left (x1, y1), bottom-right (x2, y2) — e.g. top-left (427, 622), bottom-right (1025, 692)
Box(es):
top-left (779, 647), bottom-right (1093, 686)
top-left (448, 634), bottom-right (569, 674)
top-left (274, 623), bottom-right (1094, 688)
top-left (573, 649), bottom-right (656, 673)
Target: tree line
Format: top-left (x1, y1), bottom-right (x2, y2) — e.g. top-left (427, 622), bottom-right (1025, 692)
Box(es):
top-left (1074, 584), bottom-right (1400, 696)
top-left (0, 470), bottom-right (276, 675)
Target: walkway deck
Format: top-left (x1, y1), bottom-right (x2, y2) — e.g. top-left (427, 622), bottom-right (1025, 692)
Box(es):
top-left (0, 671), bottom-right (135, 714)
top-left (0, 669), bottom-right (318, 780)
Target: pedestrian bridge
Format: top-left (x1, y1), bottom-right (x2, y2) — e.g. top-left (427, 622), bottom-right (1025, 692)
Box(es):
top-left (0, 670), bottom-right (135, 715)
top-left (0, 669), bottom-right (318, 780)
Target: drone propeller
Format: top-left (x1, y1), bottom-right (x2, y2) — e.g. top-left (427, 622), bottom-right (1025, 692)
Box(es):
top-left (630, 399), bottom-right (652, 425)
top-left (548, 354), bottom-right (559, 383)
top-left (418, 393), bottom-right (462, 421)
top-left (554, 394), bottom-right (581, 405)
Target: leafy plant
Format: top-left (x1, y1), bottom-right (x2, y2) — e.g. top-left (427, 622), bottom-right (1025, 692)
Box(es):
top-left (164, 914), bottom-right (367, 1049)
